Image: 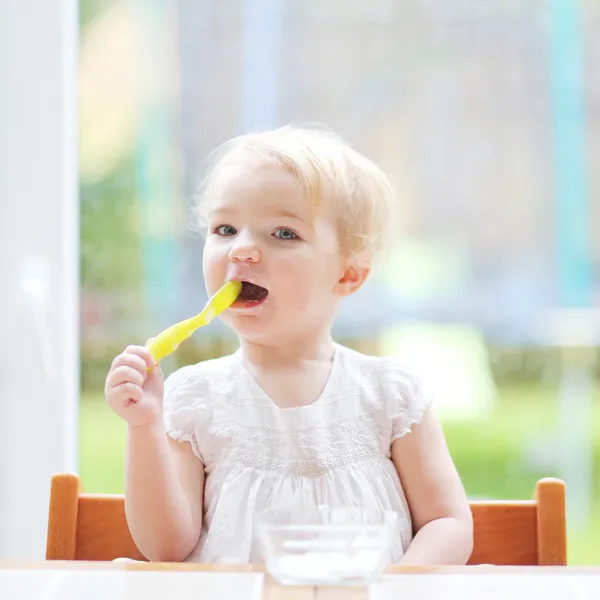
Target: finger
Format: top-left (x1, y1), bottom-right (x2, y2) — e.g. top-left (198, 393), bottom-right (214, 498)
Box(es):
top-left (123, 344), bottom-right (156, 368)
top-left (110, 353), bottom-right (148, 374)
top-left (110, 382), bottom-right (143, 403)
top-left (106, 365), bottom-right (145, 388)
top-left (143, 338), bottom-right (162, 371)
top-left (145, 361), bottom-right (164, 382)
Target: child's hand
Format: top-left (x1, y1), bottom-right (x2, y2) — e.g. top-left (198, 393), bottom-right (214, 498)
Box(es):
top-left (104, 342), bottom-right (165, 428)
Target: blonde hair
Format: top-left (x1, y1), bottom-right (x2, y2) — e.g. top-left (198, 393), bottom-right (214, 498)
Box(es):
top-left (194, 124), bottom-right (398, 264)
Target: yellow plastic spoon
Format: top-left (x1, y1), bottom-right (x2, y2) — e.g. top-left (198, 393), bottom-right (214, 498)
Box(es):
top-left (146, 280), bottom-right (242, 365)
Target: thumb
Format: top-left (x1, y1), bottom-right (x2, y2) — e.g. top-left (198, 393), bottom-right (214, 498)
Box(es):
top-left (146, 361), bottom-right (164, 384)
top-left (144, 337), bottom-right (162, 372)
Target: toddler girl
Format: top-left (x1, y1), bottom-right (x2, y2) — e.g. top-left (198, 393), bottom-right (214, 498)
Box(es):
top-left (104, 125), bottom-right (473, 565)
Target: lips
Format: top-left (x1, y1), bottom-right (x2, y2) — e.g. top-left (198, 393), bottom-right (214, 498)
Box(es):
top-left (230, 280), bottom-right (269, 308)
top-left (237, 281), bottom-right (268, 302)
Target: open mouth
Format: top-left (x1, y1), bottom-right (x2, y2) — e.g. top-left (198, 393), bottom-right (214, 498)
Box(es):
top-left (233, 281), bottom-right (269, 306)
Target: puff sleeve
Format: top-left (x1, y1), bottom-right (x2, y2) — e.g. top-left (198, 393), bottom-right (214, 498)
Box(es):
top-left (380, 358), bottom-right (434, 441)
top-left (162, 365), bottom-right (212, 462)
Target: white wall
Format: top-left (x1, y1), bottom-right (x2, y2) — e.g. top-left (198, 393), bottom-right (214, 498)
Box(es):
top-left (0, 0), bottom-right (79, 559)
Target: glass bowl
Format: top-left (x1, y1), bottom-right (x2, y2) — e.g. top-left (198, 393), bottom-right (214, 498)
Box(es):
top-left (254, 506), bottom-right (399, 586)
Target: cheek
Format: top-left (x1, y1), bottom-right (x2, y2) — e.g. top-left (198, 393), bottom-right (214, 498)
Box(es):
top-left (271, 254), bottom-right (337, 307)
top-left (202, 242), bottom-right (227, 286)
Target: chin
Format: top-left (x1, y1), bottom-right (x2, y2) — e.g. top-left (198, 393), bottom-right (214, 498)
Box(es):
top-left (227, 316), bottom-right (292, 345)
top-left (223, 312), bottom-right (268, 333)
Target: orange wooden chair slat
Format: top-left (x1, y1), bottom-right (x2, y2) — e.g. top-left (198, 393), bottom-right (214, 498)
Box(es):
top-left (46, 474), bottom-right (567, 565)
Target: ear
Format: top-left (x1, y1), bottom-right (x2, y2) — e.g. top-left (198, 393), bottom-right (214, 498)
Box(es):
top-left (335, 259), bottom-right (370, 297)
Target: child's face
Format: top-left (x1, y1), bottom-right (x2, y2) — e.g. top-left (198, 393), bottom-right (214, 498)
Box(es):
top-left (202, 159), bottom-right (364, 344)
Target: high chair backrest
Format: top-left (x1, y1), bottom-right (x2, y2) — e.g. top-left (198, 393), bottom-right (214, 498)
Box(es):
top-left (468, 478), bottom-right (566, 565)
top-left (46, 473), bottom-right (146, 561)
top-left (46, 474), bottom-right (567, 565)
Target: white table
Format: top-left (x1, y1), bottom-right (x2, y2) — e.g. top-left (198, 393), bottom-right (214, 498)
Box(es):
top-left (368, 572), bottom-right (600, 600)
top-left (2, 569), bottom-right (264, 600)
top-left (2, 563), bottom-right (599, 600)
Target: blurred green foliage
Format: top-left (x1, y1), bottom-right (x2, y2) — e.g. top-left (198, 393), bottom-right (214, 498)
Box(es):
top-left (79, 0), bottom-right (115, 29)
top-left (80, 158), bottom-right (141, 291)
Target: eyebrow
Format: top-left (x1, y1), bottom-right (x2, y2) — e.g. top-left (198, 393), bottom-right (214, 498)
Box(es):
top-left (271, 209), bottom-right (305, 220)
top-left (208, 207), bottom-right (306, 221)
top-left (207, 207), bottom-right (235, 218)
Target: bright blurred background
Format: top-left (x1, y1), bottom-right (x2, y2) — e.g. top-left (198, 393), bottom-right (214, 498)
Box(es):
top-left (77, 0), bottom-right (600, 564)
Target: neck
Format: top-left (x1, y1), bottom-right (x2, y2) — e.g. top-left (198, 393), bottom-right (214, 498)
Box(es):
top-left (239, 330), bottom-right (335, 368)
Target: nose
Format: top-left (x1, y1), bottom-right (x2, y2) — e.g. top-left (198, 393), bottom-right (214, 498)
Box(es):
top-left (228, 232), bottom-right (261, 263)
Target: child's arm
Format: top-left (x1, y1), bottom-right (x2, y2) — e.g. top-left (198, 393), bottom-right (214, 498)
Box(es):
top-left (105, 344), bottom-right (204, 562)
top-left (125, 424), bottom-right (204, 562)
top-left (391, 407), bottom-right (474, 566)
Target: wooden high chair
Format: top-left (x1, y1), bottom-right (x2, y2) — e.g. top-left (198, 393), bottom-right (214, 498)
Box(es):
top-left (45, 474), bottom-right (567, 565)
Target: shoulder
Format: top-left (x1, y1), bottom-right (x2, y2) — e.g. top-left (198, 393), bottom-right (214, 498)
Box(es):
top-left (334, 343), bottom-right (433, 436)
top-left (335, 343), bottom-right (422, 390)
top-left (162, 352), bottom-right (241, 454)
top-left (163, 351), bottom-right (241, 409)
top-left (334, 343), bottom-right (381, 377)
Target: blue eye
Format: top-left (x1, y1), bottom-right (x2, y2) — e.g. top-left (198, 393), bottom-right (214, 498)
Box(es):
top-left (273, 228), bottom-right (298, 240)
top-left (215, 225), bottom-right (237, 236)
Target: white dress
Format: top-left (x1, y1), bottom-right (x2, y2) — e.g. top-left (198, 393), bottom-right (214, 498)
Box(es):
top-left (162, 342), bottom-right (433, 564)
